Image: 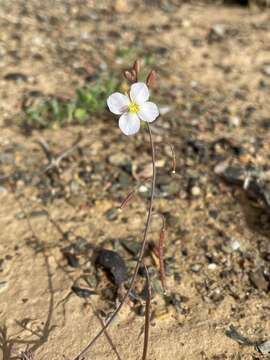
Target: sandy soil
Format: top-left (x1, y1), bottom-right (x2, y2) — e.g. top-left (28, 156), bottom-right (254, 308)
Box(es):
top-left (1, 1), bottom-right (270, 359)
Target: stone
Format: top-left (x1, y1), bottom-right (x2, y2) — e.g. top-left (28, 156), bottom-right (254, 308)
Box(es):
top-left (105, 207), bottom-right (118, 221)
top-left (0, 281), bottom-right (8, 293)
top-left (4, 72), bottom-right (28, 81)
top-left (229, 116), bottom-right (241, 127)
top-left (208, 263), bottom-right (217, 270)
top-left (262, 64), bottom-right (270, 77)
top-left (257, 340), bottom-right (270, 355)
top-left (249, 269), bottom-right (268, 291)
top-left (191, 264), bottom-right (202, 273)
top-left (191, 186), bottom-right (201, 197)
top-left (160, 180), bottom-right (181, 196)
top-left (208, 24), bottom-right (225, 43)
top-left (108, 153), bottom-right (130, 167)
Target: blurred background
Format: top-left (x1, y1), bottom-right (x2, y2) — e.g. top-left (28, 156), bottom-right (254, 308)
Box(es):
top-left (0, 0), bottom-right (269, 131)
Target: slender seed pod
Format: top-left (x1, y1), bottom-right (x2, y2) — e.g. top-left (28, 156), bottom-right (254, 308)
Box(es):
top-left (131, 69), bottom-right (137, 82)
top-left (146, 70), bottom-right (156, 88)
top-left (133, 59), bottom-right (140, 77)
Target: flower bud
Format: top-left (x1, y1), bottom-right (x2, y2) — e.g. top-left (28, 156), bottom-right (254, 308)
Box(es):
top-left (123, 70), bottom-right (134, 83)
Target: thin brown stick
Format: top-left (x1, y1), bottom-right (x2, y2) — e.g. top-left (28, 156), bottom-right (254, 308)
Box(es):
top-left (41, 205), bottom-right (67, 238)
top-left (72, 123), bottom-right (156, 360)
top-left (118, 177), bottom-right (152, 209)
top-left (37, 132), bottom-right (82, 173)
top-left (118, 189), bottom-right (136, 209)
top-left (142, 265), bottom-right (151, 360)
top-left (170, 144), bottom-right (176, 174)
top-left (96, 312), bottom-right (122, 360)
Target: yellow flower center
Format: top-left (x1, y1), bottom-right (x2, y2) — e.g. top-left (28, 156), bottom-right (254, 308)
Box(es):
top-left (128, 102), bottom-right (140, 113)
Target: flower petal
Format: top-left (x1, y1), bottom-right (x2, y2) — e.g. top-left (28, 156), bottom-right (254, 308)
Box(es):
top-left (130, 82), bottom-right (149, 105)
top-left (107, 92), bottom-right (130, 115)
top-left (119, 112), bottom-right (140, 136)
top-left (138, 101), bottom-right (159, 123)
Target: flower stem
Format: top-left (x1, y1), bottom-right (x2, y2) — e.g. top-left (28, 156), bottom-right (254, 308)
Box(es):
top-left (72, 123), bottom-right (156, 360)
top-left (142, 265), bottom-right (151, 360)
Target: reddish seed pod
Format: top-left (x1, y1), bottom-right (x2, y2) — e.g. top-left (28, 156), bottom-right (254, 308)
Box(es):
top-left (146, 70), bottom-right (156, 88)
top-left (131, 69), bottom-right (137, 82)
top-left (159, 228), bottom-right (165, 245)
top-left (133, 59), bottom-right (140, 76)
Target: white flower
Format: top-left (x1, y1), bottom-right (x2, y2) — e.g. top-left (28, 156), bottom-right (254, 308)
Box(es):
top-left (107, 82), bottom-right (159, 136)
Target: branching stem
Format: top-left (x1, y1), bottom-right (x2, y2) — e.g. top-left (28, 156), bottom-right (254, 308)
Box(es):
top-left (72, 123), bottom-right (156, 360)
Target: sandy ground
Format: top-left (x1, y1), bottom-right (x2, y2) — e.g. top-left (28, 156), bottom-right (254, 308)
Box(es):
top-left (1, 1), bottom-right (270, 359)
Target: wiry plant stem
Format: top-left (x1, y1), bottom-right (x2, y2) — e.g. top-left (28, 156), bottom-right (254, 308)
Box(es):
top-left (72, 123), bottom-right (156, 360)
top-left (142, 265), bottom-right (151, 360)
top-left (96, 312), bottom-right (122, 360)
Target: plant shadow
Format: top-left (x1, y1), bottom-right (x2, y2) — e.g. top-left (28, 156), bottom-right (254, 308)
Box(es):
top-left (0, 237), bottom-right (57, 360)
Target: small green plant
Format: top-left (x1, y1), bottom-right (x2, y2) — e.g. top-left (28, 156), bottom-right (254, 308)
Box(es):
top-left (19, 76), bottom-right (120, 131)
top-left (76, 76), bottom-right (119, 115)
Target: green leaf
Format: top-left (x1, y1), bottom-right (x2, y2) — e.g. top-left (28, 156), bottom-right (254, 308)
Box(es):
top-left (74, 108), bottom-right (88, 121)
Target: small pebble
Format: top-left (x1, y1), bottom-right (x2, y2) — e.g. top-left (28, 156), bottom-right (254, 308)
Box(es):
top-left (120, 237), bottom-right (140, 255)
top-left (108, 153), bottom-right (130, 167)
top-left (15, 212), bottom-right (26, 220)
top-left (191, 186), bottom-right (201, 197)
top-left (0, 281), bottom-right (8, 293)
top-left (65, 253), bottom-right (79, 268)
top-left (262, 64), bottom-right (270, 77)
top-left (208, 24), bottom-right (225, 43)
top-left (230, 239), bottom-right (241, 251)
top-left (71, 286), bottom-right (96, 298)
top-left (191, 264), bottom-right (202, 273)
top-left (138, 185), bottom-right (149, 193)
top-left (249, 270), bottom-right (268, 291)
top-left (257, 340), bottom-right (270, 354)
top-left (229, 116), bottom-right (241, 127)
top-left (0, 186), bottom-right (7, 194)
top-left (208, 263), bottom-right (217, 270)
top-left (4, 72), bottom-right (28, 81)
top-left (105, 207), bottom-right (118, 221)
